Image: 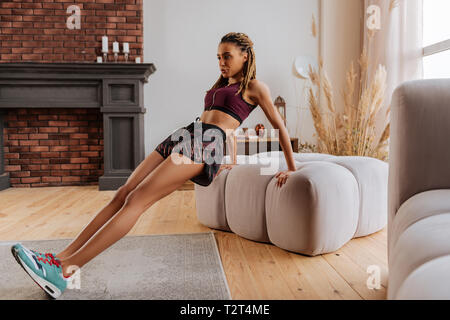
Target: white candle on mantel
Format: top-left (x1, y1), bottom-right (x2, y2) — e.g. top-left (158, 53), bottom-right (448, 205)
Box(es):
top-left (123, 42), bottom-right (129, 54)
top-left (113, 41), bottom-right (119, 53)
top-left (102, 36), bottom-right (108, 53)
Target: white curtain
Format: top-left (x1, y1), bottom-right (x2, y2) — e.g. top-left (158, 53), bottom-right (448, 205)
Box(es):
top-left (363, 0), bottom-right (424, 138)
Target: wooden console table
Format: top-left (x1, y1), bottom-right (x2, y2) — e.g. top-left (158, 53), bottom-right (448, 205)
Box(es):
top-left (234, 136), bottom-right (299, 156)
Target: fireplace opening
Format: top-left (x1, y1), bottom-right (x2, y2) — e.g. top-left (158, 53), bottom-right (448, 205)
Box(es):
top-left (3, 107), bottom-right (103, 187)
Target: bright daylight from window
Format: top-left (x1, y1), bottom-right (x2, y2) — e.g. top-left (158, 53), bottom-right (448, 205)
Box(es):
top-left (423, 0), bottom-right (450, 79)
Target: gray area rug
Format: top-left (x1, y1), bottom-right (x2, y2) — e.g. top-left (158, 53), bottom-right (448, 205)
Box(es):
top-left (0, 232), bottom-right (231, 300)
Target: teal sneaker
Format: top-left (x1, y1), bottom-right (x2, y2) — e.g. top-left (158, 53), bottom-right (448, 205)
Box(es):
top-left (21, 246), bottom-right (73, 280)
top-left (11, 243), bottom-right (68, 299)
top-left (30, 250), bottom-right (58, 261)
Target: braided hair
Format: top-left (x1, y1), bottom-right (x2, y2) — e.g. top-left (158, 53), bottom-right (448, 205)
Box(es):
top-left (209, 32), bottom-right (256, 97)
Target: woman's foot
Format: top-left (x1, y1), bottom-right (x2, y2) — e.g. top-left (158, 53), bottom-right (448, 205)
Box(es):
top-left (11, 243), bottom-right (69, 299)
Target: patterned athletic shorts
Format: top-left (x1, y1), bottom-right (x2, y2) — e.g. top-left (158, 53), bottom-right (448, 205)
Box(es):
top-left (154, 117), bottom-right (227, 187)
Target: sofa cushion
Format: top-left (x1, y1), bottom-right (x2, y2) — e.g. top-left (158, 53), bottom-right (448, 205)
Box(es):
top-left (194, 170), bottom-right (231, 231)
top-left (388, 190), bottom-right (450, 256)
top-left (388, 211), bottom-right (450, 299)
top-left (394, 255), bottom-right (450, 299)
top-left (265, 161), bottom-right (359, 256)
top-left (195, 152), bottom-right (388, 256)
top-left (327, 156), bottom-right (388, 237)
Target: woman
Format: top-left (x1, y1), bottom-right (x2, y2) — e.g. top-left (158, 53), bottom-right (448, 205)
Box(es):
top-left (10, 32), bottom-right (298, 299)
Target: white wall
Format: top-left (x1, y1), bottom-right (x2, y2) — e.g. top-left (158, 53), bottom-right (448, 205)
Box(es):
top-left (143, 0), bottom-right (320, 155)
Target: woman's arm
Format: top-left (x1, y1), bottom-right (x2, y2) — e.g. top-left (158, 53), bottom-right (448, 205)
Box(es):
top-left (251, 80), bottom-right (296, 171)
top-left (217, 130), bottom-right (238, 176)
top-left (225, 130), bottom-right (237, 164)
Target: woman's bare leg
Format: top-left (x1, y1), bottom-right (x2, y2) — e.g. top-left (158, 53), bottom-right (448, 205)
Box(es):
top-left (59, 153), bottom-right (205, 277)
top-left (55, 151), bottom-right (165, 261)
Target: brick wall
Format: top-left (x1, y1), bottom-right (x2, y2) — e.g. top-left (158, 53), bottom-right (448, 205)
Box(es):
top-left (0, 0), bottom-right (144, 187)
top-left (0, 0), bottom-right (143, 63)
top-left (2, 108), bottom-right (104, 187)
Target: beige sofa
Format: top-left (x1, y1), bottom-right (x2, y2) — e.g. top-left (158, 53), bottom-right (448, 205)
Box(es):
top-left (194, 151), bottom-right (388, 256)
top-left (387, 79), bottom-right (450, 299)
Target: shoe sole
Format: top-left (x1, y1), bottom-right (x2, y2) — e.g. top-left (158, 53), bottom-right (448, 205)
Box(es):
top-left (11, 246), bottom-right (62, 299)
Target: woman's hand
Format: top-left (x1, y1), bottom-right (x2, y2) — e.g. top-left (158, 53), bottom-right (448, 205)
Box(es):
top-left (217, 164), bottom-right (238, 176)
top-left (275, 169), bottom-right (296, 187)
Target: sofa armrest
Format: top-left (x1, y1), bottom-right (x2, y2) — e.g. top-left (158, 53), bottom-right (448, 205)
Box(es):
top-left (388, 79), bottom-right (450, 223)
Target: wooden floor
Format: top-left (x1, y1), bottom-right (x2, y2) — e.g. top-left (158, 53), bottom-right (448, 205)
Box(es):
top-left (0, 185), bottom-right (388, 300)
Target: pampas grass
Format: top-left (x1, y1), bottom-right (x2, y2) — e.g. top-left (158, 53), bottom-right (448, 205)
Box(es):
top-left (306, 10), bottom-right (391, 161)
top-left (389, 0), bottom-right (399, 12)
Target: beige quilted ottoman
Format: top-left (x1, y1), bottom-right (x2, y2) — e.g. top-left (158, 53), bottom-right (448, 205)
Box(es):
top-left (194, 151), bottom-right (388, 256)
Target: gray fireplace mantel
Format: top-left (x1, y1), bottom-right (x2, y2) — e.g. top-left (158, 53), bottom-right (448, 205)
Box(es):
top-left (0, 62), bottom-right (156, 191)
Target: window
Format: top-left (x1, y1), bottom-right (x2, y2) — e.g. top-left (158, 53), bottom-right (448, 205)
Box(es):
top-left (423, 0), bottom-right (450, 79)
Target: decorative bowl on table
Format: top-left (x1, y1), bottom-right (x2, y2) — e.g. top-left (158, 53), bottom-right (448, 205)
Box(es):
top-left (255, 123), bottom-right (265, 137)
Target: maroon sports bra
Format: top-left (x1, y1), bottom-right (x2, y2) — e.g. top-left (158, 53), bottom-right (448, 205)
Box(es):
top-left (204, 81), bottom-right (257, 124)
